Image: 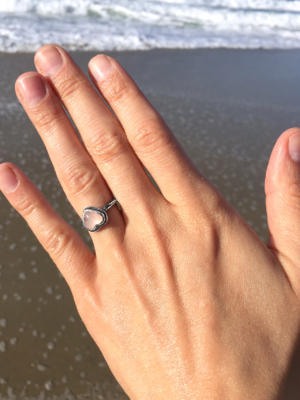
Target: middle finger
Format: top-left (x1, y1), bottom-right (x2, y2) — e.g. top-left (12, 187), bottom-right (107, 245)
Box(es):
top-left (34, 45), bottom-right (160, 216)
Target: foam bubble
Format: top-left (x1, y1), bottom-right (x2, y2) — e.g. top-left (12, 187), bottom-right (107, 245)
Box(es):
top-left (0, 342), bottom-right (6, 352)
top-left (37, 363), bottom-right (49, 371)
top-left (10, 337), bottom-right (17, 345)
top-left (18, 272), bottom-right (27, 280)
top-left (0, 319), bottom-right (6, 328)
top-left (45, 380), bottom-right (53, 390)
top-left (1, 0), bottom-right (300, 52)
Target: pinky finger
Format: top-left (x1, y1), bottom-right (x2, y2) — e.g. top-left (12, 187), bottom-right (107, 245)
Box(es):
top-left (0, 163), bottom-right (96, 288)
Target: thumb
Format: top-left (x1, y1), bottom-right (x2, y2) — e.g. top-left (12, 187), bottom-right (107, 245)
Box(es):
top-left (266, 127), bottom-right (300, 285)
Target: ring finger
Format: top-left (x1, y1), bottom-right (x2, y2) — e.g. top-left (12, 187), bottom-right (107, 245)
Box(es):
top-left (15, 72), bottom-right (124, 242)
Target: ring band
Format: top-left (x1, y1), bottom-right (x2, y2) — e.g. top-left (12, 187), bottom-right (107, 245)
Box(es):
top-left (82, 199), bottom-right (118, 232)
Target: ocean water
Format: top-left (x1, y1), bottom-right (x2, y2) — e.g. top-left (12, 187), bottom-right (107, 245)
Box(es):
top-left (1, 0), bottom-right (300, 51)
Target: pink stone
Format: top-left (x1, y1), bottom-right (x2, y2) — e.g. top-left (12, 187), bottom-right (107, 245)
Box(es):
top-left (83, 210), bottom-right (104, 230)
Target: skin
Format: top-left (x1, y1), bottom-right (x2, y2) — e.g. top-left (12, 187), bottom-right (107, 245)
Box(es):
top-left (0, 45), bottom-right (300, 399)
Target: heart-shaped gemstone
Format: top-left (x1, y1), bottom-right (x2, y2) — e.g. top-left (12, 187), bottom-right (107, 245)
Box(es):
top-left (83, 209), bottom-right (106, 231)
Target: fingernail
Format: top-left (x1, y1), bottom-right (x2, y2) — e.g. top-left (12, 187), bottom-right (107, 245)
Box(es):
top-left (0, 165), bottom-right (19, 193)
top-left (18, 75), bottom-right (47, 106)
top-left (36, 46), bottom-right (64, 78)
top-left (289, 132), bottom-right (300, 163)
top-left (89, 55), bottom-right (113, 82)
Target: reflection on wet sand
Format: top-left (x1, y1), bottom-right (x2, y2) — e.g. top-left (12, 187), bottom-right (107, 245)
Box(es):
top-left (0, 49), bottom-right (300, 399)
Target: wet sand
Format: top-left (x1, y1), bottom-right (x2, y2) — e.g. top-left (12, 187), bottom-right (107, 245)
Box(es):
top-left (1, 49), bottom-right (300, 399)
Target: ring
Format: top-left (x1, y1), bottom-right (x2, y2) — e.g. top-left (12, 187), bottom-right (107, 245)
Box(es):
top-left (82, 199), bottom-right (118, 232)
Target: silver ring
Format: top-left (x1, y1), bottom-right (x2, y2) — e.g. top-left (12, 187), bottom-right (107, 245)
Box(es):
top-left (82, 199), bottom-right (118, 232)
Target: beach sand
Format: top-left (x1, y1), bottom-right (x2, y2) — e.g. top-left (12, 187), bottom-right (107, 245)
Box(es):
top-left (0, 49), bottom-right (300, 398)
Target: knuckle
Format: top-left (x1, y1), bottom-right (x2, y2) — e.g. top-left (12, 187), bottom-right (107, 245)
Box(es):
top-left (197, 215), bottom-right (220, 249)
top-left (132, 122), bottom-right (167, 153)
top-left (57, 76), bottom-right (86, 103)
top-left (209, 193), bottom-right (231, 223)
top-left (188, 189), bottom-right (232, 244)
top-left (17, 196), bottom-right (40, 219)
top-left (43, 226), bottom-right (74, 260)
top-left (88, 129), bottom-right (127, 164)
top-left (208, 197), bottom-right (235, 237)
top-left (103, 75), bottom-right (136, 105)
top-left (35, 106), bottom-right (65, 134)
top-left (63, 164), bottom-right (99, 197)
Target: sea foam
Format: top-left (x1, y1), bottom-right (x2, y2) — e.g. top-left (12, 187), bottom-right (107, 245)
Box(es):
top-left (1, 0), bottom-right (300, 52)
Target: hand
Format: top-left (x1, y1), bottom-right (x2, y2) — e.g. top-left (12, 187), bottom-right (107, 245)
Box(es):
top-left (1, 45), bottom-right (300, 399)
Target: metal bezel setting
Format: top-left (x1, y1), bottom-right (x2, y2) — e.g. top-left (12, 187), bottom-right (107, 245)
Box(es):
top-left (82, 207), bottom-right (108, 232)
top-left (82, 199), bottom-right (118, 233)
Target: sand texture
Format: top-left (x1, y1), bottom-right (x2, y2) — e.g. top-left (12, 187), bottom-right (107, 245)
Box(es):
top-left (1, 49), bottom-right (300, 398)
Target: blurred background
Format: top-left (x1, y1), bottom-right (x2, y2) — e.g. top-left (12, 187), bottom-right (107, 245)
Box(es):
top-left (1, 1), bottom-right (300, 399)
top-left (2, 0), bottom-right (300, 51)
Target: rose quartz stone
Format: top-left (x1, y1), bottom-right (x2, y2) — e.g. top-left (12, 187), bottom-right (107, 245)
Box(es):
top-left (83, 210), bottom-right (104, 230)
